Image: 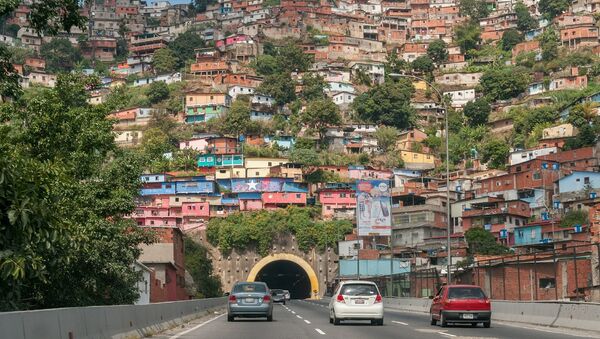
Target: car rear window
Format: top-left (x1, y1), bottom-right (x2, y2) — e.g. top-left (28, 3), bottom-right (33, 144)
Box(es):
top-left (232, 283), bottom-right (267, 293)
top-left (340, 284), bottom-right (378, 296)
top-left (448, 287), bottom-right (486, 299)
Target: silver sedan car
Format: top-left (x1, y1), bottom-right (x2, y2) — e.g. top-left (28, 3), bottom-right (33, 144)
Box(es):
top-left (227, 282), bottom-right (273, 322)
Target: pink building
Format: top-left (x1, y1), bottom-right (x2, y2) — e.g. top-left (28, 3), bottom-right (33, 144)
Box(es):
top-left (240, 199), bottom-right (263, 211)
top-left (180, 202), bottom-right (211, 217)
top-left (319, 188), bottom-right (357, 219)
top-left (262, 192), bottom-right (307, 208)
top-left (179, 138), bottom-right (209, 151)
top-left (348, 166), bottom-right (393, 180)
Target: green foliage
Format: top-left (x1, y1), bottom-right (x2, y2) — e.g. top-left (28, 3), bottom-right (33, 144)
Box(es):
top-left (252, 54), bottom-right (279, 76)
top-left (206, 207), bottom-right (353, 256)
top-left (501, 28), bottom-right (523, 51)
top-left (169, 31), bottom-right (205, 68)
top-left (463, 98), bottom-right (491, 126)
top-left (480, 137), bottom-right (510, 169)
top-left (563, 124), bottom-right (599, 150)
top-left (560, 210), bottom-right (589, 228)
top-left (1, 0), bottom-right (87, 36)
top-left (257, 73), bottom-right (296, 105)
top-left (539, 27), bottom-right (559, 61)
top-left (276, 42), bottom-right (313, 73)
top-left (465, 227), bottom-right (510, 255)
top-left (427, 39), bottom-right (449, 64)
top-left (539, 0), bottom-right (570, 20)
top-left (458, 0), bottom-right (490, 20)
top-left (152, 48), bottom-right (178, 73)
top-left (455, 21), bottom-right (482, 55)
top-left (411, 55), bottom-right (435, 74)
top-left (184, 236), bottom-right (222, 298)
top-left (300, 98), bottom-right (342, 140)
top-left (193, 0), bottom-right (218, 12)
top-left (146, 81), bottom-right (170, 104)
top-left (515, 1), bottom-right (538, 33)
top-left (509, 105), bottom-right (559, 148)
top-left (40, 38), bottom-right (83, 73)
top-left (301, 73), bottom-right (328, 101)
top-left (374, 126), bottom-right (399, 152)
top-left (352, 79), bottom-right (415, 129)
top-left (353, 67), bottom-right (373, 86)
top-left (244, 143), bottom-right (281, 158)
top-left (0, 74), bottom-right (154, 310)
top-left (219, 97), bottom-right (263, 136)
top-left (566, 102), bottom-right (599, 129)
top-left (480, 66), bottom-right (531, 101)
top-left (447, 125), bottom-right (487, 164)
top-left (305, 169), bottom-right (344, 184)
top-left (289, 147), bottom-right (321, 165)
top-left (0, 44), bottom-right (21, 100)
top-left (384, 50), bottom-right (408, 76)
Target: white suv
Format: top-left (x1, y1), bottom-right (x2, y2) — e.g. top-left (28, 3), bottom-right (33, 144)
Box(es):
top-left (329, 280), bottom-right (384, 326)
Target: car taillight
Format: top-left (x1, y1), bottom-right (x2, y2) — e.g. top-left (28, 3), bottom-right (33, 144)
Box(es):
top-left (263, 295), bottom-right (271, 302)
top-left (484, 298), bottom-right (490, 304)
top-left (228, 295), bottom-right (237, 303)
top-left (336, 294), bottom-right (345, 303)
top-left (375, 294), bottom-right (382, 303)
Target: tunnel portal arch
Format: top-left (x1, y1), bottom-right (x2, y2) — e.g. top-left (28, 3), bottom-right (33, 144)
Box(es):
top-left (247, 253), bottom-right (319, 299)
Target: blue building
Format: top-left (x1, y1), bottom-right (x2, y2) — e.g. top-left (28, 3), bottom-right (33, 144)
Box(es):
top-left (557, 171), bottom-right (600, 194)
top-left (197, 154), bottom-right (244, 167)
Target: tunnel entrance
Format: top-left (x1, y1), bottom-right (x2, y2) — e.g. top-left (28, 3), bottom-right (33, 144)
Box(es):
top-left (255, 260), bottom-right (311, 299)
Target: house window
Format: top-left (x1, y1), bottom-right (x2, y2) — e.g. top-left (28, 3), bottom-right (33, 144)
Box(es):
top-left (296, 194), bottom-right (301, 198)
top-left (539, 278), bottom-right (556, 289)
top-left (584, 177), bottom-right (590, 184)
top-left (533, 172), bottom-right (541, 180)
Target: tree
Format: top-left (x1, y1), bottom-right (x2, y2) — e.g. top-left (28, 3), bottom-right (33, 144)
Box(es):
top-left (352, 79), bottom-right (415, 129)
top-left (374, 126), bottom-right (399, 153)
top-left (539, 27), bottom-right (559, 61)
top-left (220, 97), bottom-right (257, 136)
top-left (0, 74), bottom-right (154, 310)
top-left (411, 55), bottom-right (435, 74)
top-left (481, 137), bottom-right (510, 169)
top-left (252, 54), bottom-right (279, 76)
top-left (1, 1), bottom-right (86, 36)
top-left (40, 38), bottom-right (83, 73)
top-left (563, 124), bottom-right (598, 149)
top-left (169, 31), bottom-right (205, 68)
top-left (539, 0), bottom-right (570, 20)
top-left (454, 21), bottom-right (481, 54)
top-left (458, 0), bottom-right (490, 20)
top-left (276, 42), bottom-right (312, 73)
top-left (0, 44), bottom-right (21, 101)
top-left (192, 0), bottom-right (218, 12)
top-left (566, 102), bottom-right (599, 128)
top-left (152, 48), bottom-right (177, 74)
top-left (463, 98), bottom-right (491, 126)
top-left (184, 236), bottom-right (222, 298)
top-left (515, 1), bottom-right (538, 33)
top-left (289, 148), bottom-right (321, 165)
top-left (146, 81), bottom-right (170, 104)
top-left (257, 73), bottom-right (296, 105)
top-left (501, 28), bottom-right (523, 51)
top-left (384, 49), bottom-right (408, 76)
top-left (301, 73), bottom-right (328, 101)
top-left (480, 66), bottom-right (531, 101)
top-left (560, 210), bottom-right (589, 228)
top-left (300, 98), bottom-right (342, 141)
top-left (427, 39), bottom-right (449, 64)
top-left (465, 227), bottom-right (510, 255)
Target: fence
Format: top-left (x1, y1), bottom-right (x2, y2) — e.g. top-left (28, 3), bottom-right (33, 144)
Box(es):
top-left (338, 268), bottom-right (441, 298)
top-left (467, 243), bottom-right (599, 301)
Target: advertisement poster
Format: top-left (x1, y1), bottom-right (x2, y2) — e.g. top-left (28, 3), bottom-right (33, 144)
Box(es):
top-left (356, 180), bottom-right (392, 236)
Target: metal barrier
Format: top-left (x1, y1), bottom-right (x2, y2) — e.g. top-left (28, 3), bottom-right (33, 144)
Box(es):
top-left (0, 297), bottom-right (226, 339)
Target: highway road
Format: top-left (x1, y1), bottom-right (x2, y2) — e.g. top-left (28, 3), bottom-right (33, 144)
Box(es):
top-left (160, 299), bottom-right (600, 339)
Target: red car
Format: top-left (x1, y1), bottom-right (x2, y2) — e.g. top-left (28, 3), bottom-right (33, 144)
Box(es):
top-left (429, 284), bottom-right (491, 328)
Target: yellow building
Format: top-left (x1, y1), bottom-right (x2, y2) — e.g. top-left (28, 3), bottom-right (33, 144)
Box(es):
top-left (412, 80), bottom-right (428, 91)
top-left (400, 151), bottom-right (437, 170)
top-left (244, 157), bottom-right (289, 177)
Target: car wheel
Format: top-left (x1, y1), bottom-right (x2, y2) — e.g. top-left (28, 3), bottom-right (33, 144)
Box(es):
top-left (333, 312), bottom-right (341, 326)
top-left (227, 315), bottom-right (234, 322)
top-left (378, 318), bottom-right (384, 326)
top-left (440, 312), bottom-right (447, 327)
top-left (370, 319), bottom-right (377, 325)
top-left (484, 321), bottom-right (491, 328)
top-left (471, 322), bottom-right (478, 327)
top-left (430, 314), bottom-right (437, 326)
top-left (283, 301), bottom-right (286, 305)
top-left (267, 314), bottom-right (273, 322)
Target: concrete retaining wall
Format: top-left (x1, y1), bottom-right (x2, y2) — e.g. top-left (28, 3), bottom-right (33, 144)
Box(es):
top-left (0, 297), bottom-right (226, 339)
top-left (383, 297), bottom-right (600, 333)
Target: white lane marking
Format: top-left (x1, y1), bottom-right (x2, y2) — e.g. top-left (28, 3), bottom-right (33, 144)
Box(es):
top-left (437, 332), bottom-right (456, 338)
top-left (291, 311), bottom-right (296, 314)
top-left (169, 313), bottom-right (225, 339)
top-left (296, 315), bottom-right (302, 319)
top-left (315, 328), bottom-right (326, 335)
top-left (392, 320), bottom-right (409, 325)
top-left (304, 319), bottom-right (311, 324)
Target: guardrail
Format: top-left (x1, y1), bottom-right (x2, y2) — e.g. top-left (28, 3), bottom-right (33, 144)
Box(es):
top-left (383, 297), bottom-right (600, 333)
top-left (0, 297), bottom-right (226, 339)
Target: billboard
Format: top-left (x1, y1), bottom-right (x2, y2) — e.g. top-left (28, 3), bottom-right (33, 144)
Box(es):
top-left (356, 180), bottom-right (392, 236)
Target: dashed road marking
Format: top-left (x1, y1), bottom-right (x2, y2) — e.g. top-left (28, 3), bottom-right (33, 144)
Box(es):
top-left (392, 321), bottom-right (409, 325)
top-left (315, 328), bottom-right (326, 335)
top-left (296, 315), bottom-right (302, 319)
top-left (291, 311), bottom-right (296, 314)
top-left (304, 319), bottom-right (311, 324)
top-left (438, 332), bottom-right (456, 338)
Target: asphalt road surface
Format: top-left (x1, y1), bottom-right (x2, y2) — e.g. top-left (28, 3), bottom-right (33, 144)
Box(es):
top-left (161, 299), bottom-right (600, 339)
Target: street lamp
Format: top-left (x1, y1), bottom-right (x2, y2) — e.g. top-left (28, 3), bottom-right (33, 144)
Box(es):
top-left (389, 73), bottom-right (452, 285)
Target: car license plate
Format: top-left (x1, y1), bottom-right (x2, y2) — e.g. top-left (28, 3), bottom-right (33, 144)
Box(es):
top-left (245, 298), bottom-right (255, 303)
top-left (355, 299), bottom-right (365, 304)
top-left (462, 313), bottom-right (474, 319)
